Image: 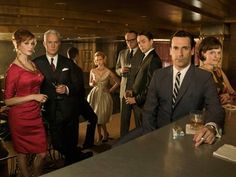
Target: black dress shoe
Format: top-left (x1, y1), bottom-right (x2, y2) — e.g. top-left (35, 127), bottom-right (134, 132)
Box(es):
top-left (102, 138), bottom-right (108, 143)
top-left (82, 144), bottom-right (95, 150)
top-left (78, 151), bottom-right (93, 161)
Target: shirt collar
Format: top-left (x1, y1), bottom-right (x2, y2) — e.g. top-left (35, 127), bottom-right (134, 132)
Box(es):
top-left (143, 48), bottom-right (154, 60)
top-left (46, 54), bottom-right (58, 65)
top-left (173, 64), bottom-right (191, 76)
top-left (172, 64), bottom-right (191, 87)
top-left (130, 47), bottom-right (138, 53)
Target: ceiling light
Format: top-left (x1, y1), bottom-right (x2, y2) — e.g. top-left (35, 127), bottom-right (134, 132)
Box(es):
top-left (55, 2), bottom-right (67, 5)
top-left (105, 9), bottom-right (112, 13)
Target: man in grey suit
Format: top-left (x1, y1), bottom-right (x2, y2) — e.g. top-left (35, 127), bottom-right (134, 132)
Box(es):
top-left (116, 30), bottom-right (224, 147)
top-left (144, 30), bottom-right (225, 147)
top-left (116, 31), bottom-right (143, 137)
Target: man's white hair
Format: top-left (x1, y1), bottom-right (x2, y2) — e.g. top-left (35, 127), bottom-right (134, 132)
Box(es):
top-left (43, 29), bottom-right (61, 42)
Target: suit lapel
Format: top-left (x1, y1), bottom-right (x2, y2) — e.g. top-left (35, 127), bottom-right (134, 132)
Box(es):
top-left (167, 67), bottom-right (174, 106)
top-left (134, 50), bottom-right (152, 77)
top-left (54, 55), bottom-right (66, 82)
top-left (55, 56), bottom-right (63, 73)
top-left (141, 50), bottom-right (153, 65)
top-left (41, 56), bottom-right (54, 78)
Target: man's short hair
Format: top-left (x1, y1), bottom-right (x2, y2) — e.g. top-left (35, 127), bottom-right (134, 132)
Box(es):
top-left (125, 30), bottom-right (138, 36)
top-left (138, 31), bottom-right (154, 40)
top-left (170, 30), bottom-right (195, 49)
top-left (44, 29), bottom-right (61, 42)
top-left (67, 47), bottom-right (79, 60)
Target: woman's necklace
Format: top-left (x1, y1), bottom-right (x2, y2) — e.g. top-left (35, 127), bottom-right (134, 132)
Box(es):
top-left (16, 57), bottom-right (38, 73)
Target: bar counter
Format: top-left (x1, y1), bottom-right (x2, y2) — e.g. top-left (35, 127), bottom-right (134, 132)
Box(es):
top-left (41, 110), bottom-right (236, 177)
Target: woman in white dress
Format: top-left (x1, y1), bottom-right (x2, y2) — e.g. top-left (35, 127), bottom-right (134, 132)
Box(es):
top-left (87, 51), bottom-right (120, 143)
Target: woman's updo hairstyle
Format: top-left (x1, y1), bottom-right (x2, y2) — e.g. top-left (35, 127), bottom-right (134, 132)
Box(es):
top-left (94, 51), bottom-right (107, 66)
top-left (12, 28), bottom-right (36, 50)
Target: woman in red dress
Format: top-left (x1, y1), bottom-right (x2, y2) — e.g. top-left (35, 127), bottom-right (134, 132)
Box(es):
top-left (4, 29), bottom-right (48, 177)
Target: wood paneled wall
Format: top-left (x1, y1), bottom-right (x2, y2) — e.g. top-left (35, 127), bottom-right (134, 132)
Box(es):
top-left (226, 24), bottom-right (236, 89)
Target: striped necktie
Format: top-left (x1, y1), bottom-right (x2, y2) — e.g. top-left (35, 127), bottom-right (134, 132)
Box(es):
top-left (172, 71), bottom-right (181, 109)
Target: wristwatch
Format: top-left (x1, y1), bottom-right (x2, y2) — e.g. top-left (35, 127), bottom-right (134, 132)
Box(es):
top-left (206, 125), bottom-right (216, 135)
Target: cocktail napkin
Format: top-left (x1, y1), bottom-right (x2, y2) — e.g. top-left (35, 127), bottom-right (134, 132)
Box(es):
top-left (213, 144), bottom-right (236, 162)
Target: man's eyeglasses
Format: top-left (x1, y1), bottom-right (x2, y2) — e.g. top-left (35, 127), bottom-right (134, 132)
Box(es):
top-left (125, 38), bottom-right (136, 42)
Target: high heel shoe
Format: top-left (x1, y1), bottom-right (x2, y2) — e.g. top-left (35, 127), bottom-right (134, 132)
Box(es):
top-left (102, 138), bottom-right (108, 143)
top-left (96, 136), bottom-right (103, 144)
top-left (102, 133), bottom-right (109, 143)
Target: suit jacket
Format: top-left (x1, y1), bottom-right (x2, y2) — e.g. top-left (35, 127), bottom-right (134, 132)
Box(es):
top-left (142, 65), bottom-right (225, 133)
top-left (34, 55), bottom-right (81, 124)
top-left (116, 48), bottom-right (143, 99)
top-left (132, 49), bottom-right (162, 107)
top-left (72, 62), bottom-right (86, 99)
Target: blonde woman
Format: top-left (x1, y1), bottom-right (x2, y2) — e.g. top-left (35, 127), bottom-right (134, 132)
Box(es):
top-left (87, 51), bottom-right (120, 143)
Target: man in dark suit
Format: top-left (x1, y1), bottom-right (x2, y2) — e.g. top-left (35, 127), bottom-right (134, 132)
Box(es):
top-left (116, 30), bottom-right (144, 137)
top-left (67, 47), bottom-right (97, 149)
top-left (124, 31), bottom-right (162, 126)
top-left (116, 30), bottom-right (224, 147)
top-left (34, 29), bottom-right (92, 166)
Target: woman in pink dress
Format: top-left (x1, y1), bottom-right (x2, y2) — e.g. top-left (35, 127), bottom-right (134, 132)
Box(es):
top-left (4, 29), bottom-right (48, 177)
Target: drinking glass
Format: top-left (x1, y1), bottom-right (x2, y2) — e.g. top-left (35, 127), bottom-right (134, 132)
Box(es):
top-left (52, 82), bottom-right (63, 100)
top-left (189, 110), bottom-right (204, 130)
top-left (122, 63), bottom-right (131, 77)
top-left (125, 90), bottom-right (132, 98)
top-left (41, 104), bottom-right (46, 112)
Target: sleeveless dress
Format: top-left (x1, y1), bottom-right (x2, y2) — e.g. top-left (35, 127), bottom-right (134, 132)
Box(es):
top-left (4, 64), bottom-right (47, 153)
top-left (87, 69), bottom-right (113, 124)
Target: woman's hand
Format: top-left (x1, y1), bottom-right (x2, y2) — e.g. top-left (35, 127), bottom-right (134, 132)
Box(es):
top-left (220, 93), bottom-right (231, 104)
top-left (91, 80), bottom-right (96, 86)
top-left (33, 94), bottom-right (48, 103)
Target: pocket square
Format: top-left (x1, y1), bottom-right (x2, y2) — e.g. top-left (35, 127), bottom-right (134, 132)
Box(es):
top-left (62, 68), bottom-right (69, 72)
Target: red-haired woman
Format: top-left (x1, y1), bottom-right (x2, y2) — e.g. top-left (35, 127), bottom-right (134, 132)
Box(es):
top-left (4, 29), bottom-right (48, 177)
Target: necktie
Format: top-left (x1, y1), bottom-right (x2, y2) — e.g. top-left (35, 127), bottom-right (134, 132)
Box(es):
top-left (51, 58), bottom-right (55, 71)
top-left (172, 71), bottom-right (181, 109)
top-left (129, 49), bottom-right (133, 59)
